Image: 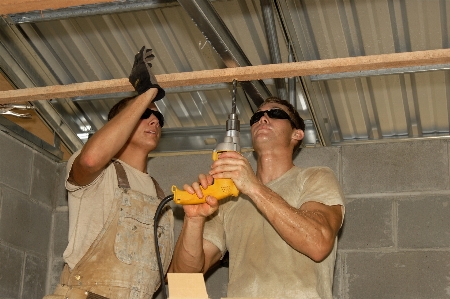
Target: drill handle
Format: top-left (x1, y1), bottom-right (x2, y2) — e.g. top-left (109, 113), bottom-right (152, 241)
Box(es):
top-left (172, 178), bottom-right (238, 205)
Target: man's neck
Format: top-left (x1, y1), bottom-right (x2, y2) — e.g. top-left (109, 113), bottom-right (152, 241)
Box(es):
top-left (256, 149), bottom-right (294, 184)
top-left (115, 147), bottom-right (150, 173)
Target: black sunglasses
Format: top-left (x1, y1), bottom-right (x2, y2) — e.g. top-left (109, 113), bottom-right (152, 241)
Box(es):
top-left (141, 108), bottom-right (164, 127)
top-left (250, 108), bottom-right (297, 128)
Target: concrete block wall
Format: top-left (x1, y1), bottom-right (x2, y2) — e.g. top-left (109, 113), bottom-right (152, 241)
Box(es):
top-left (149, 139), bottom-right (450, 299)
top-left (0, 130), bottom-right (66, 299)
top-left (3, 125), bottom-right (449, 299)
top-left (335, 140), bottom-right (450, 299)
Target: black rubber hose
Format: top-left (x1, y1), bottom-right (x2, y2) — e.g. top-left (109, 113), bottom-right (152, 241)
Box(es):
top-left (153, 194), bottom-right (174, 299)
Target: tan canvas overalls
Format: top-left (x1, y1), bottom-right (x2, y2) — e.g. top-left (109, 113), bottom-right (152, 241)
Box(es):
top-left (45, 161), bottom-right (173, 299)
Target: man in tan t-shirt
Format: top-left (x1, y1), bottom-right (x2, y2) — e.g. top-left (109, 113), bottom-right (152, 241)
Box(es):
top-left (44, 46), bottom-right (173, 299)
top-left (170, 97), bottom-right (345, 299)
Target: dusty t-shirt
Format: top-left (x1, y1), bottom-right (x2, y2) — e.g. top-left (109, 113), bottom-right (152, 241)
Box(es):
top-left (63, 150), bottom-right (163, 269)
top-left (203, 166), bottom-right (345, 299)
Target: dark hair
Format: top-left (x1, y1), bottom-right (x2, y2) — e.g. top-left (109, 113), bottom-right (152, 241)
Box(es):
top-left (259, 97), bottom-right (305, 153)
top-left (107, 96), bottom-right (137, 121)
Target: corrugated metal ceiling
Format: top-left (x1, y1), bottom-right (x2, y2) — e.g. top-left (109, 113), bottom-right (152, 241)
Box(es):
top-left (0, 0), bottom-right (449, 157)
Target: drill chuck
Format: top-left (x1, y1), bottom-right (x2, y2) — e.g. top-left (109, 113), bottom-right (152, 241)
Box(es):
top-left (226, 113), bottom-right (240, 132)
top-left (215, 107), bottom-right (241, 154)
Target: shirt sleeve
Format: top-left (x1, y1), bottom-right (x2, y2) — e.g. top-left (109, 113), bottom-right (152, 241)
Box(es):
top-left (65, 149), bottom-right (109, 194)
top-left (299, 167), bottom-right (345, 205)
top-left (202, 197), bottom-right (234, 257)
top-left (299, 167), bottom-right (345, 223)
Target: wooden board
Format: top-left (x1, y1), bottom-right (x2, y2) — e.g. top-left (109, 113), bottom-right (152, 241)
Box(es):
top-left (0, 49), bottom-right (449, 104)
top-left (0, 0), bottom-right (116, 15)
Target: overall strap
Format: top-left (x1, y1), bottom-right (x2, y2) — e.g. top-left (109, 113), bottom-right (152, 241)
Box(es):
top-left (113, 161), bottom-right (130, 189)
top-left (151, 177), bottom-right (165, 200)
top-left (113, 160), bottom-right (164, 199)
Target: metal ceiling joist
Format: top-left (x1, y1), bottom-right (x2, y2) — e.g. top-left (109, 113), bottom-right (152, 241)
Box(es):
top-left (8, 0), bottom-right (178, 24)
top-left (310, 64), bottom-right (450, 81)
top-left (1, 48), bottom-right (449, 104)
top-left (273, 0), bottom-right (331, 145)
top-left (261, 1), bottom-right (322, 146)
top-left (260, 0), bottom-right (287, 101)
top-left (177, 0), bottom-right (270, 107)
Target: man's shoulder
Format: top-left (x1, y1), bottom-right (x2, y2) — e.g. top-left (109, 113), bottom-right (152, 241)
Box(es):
top-left (293, 166), bottom-right (340, 187)
top-left (66, 152), bottom-right (116, 192)
top-left (296, 165), bottom-right (336, 176)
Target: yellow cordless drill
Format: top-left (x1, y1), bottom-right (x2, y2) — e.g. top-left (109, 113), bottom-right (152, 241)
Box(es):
top-left (172, 80), bottom-right (240, 204)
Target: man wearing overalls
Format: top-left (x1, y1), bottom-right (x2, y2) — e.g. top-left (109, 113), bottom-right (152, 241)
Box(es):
top-left (44, 46), bottom-right (173, 299)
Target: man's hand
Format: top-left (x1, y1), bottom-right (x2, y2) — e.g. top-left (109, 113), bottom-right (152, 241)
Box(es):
top-left (129, 46), bottom-right (165, 101)
top-left (209, 151), bottom-right (260, 195)
top-left (182, 174), bottom-right (219, 218)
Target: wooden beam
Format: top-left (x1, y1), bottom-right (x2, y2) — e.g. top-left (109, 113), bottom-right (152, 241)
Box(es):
top-left (0, 49), bottom-right (449, 104)
top-left (0, 0), bottom-right (116, 15)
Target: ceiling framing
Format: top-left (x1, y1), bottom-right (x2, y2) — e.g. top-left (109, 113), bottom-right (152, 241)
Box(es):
top-left (1, 0), bottom-right (449, 158)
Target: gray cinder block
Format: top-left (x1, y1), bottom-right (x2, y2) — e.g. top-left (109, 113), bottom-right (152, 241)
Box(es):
top-left (338, 198), bottom-right (394, 249)
top-left (0, 133), bottom-right (33, 194)
top-left (398, 194), bottom-right (450, 248)
top-left (55, 163), bottom-right (68, 208)
top-left (48, 258), bottom-right (65, 295)
top-left (0, 244), bottom-right (23, 298)
top-left (0, 187), bottom-right (51, 255)
top-left (332, 251), bottom-right (344, 299)
top-left (342, 140), bottom-right (449, 194)
top-left (53, 211), bottom-right (69, 256)
top-left (22, 254), bottom-right (47, 299)
top-left (31, 153), bottom-right (59, 207)
top-left (343, 251), bottom-right (450, 299)
top-left (295, 146), bottom-right (341, 177)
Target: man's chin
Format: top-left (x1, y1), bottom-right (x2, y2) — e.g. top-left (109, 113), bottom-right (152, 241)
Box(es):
top-left (252, 135), bottom-right (273, 147)
top-left (142, 139), bottom-right (160, 152)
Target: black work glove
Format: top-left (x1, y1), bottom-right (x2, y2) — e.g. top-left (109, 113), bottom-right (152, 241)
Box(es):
top-left (129, 46), bottom-right (165, 102)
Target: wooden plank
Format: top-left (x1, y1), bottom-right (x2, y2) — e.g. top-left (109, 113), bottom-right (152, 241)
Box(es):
top-left (0, 0), bottom-right (116, 15)
top-left (0, 49), bottom-right (449, 104)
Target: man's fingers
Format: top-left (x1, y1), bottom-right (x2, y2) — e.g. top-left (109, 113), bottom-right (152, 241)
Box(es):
top-left (205, 196), bottom-right (219, 208)
top-left (198, 173), bottom-right (214, 189)
top-left (191, 181), bottom-right (205, 199)
top-left (182, 183), bottom-right (195, 194)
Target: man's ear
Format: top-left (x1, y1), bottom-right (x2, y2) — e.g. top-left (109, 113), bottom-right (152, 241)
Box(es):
top-left (292, 129), bottom-right (304, 141)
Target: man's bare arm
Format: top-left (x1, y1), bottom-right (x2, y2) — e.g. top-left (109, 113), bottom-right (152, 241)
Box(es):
top-left (208, 151), bottom-right (343, 262)
top-left (249, 184), bottom-right (343, 262)
top-left (170, 214), bottom-right (222, 274)
top-left (70, 89), bottom-right (157, 186)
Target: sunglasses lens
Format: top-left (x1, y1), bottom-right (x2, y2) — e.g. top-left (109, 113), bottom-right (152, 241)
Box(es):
top-left (249, 111), bottom-right (264, 126)
top-left (140, 108), bottom-right (164, 127)
top-left (250, 109), bottom-right (292, 126)
top-left (268, 109), bottom-right (290, 120)
top-left (140, 109), bottom-right (152, 119)
top-left (154, 111), bottom-right (164, 127)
